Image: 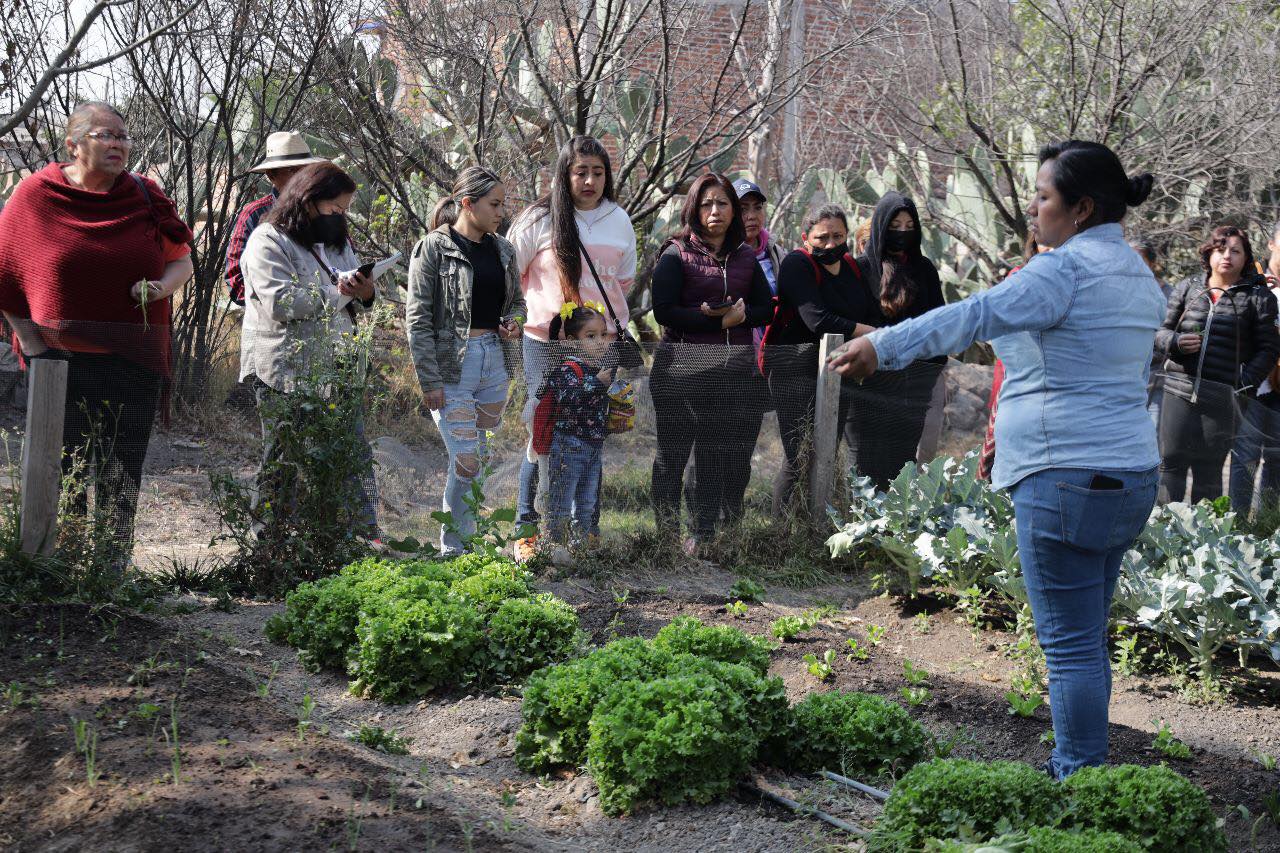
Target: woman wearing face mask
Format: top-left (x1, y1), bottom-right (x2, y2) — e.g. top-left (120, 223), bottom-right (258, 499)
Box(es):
top-left (507, 136), bottom-right (637, 560)
top-left (761, 204), bottom-right (876, 513)
top-left (830, 140), bottom-right (1165, 779)
top-left (650, 173), bottom-right (773, 554)
top-left (843, 192), bottom-right (946, 490)
top-left (239, 161), bottom-right (380, 541)
top-left (407, 166), bottom-right (526, 555)
top-left (1155, 225), bottom-right (1278, 506)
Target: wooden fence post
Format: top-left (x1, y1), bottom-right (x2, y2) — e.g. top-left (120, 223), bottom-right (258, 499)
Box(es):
top-left (810, 333), bottom-right (845, 519)
top-left (21, 358), bottom-right (67, 555)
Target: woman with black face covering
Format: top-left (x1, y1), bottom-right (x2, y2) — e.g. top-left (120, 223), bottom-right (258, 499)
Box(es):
top-left (761, 204), bottom-right (878, 513)
top-left (239, 161), bottom-right (381, 541)
top-left (844, 191), bottom-right (946, 490)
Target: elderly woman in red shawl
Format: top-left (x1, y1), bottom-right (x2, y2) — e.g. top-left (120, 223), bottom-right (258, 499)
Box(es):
top-left (0, 101), bottom-right (193, 568)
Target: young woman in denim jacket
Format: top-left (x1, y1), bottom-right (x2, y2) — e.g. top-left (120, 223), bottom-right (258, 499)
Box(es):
top-left (830, 141), bottom-right (1165, 780)
top-left (406, 167), bottom-right (526, 555)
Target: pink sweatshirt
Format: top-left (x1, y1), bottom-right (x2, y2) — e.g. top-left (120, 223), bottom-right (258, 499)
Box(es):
top-left (508, 200), bottom-right (637, 341)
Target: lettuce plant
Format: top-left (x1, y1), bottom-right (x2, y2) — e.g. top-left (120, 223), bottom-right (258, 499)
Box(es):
top-left (586, 671), bottom-right (757, 815)
top-left (786, 690), bottom-right (929, 776)
top-left (1061, 764), bottom-right (1227, 851)
top-left (868, 759), bottom-right (1066, 852)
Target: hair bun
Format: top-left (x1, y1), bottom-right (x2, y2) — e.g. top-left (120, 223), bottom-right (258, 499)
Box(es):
top-left (1126, 173), bottom-right (1154, 207)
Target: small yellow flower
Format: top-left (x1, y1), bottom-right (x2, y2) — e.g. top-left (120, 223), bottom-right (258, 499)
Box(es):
top-left (328, 403), bottom-right (336, 410)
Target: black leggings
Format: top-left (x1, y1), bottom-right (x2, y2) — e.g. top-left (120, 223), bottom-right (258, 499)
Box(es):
top-left (59, 352), bottom-right (162, 561)
top-left (843, 361), bottom-right (943, 492)
top-left (1158, 387), bottom-right (1236, 504)
top-left (650, 346), bottom-right (765, 540)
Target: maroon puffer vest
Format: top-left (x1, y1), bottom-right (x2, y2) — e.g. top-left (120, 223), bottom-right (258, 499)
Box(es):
top-left (662, 236), bottom-right (759, 345)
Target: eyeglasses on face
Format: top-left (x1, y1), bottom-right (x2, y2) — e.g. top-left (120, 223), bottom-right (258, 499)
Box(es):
top-left (83, 131), bottom-right (133, 144)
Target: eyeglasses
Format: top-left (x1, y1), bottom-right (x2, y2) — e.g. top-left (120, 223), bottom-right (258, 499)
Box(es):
top-left (83, 131), bottom-right (133, 144)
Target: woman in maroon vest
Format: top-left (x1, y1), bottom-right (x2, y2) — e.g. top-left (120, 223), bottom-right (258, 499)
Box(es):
top-left (650, 173), bottom-right (773, 554)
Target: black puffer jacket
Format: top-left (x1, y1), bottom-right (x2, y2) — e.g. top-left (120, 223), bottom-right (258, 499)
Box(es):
top-left (1155, 273), bottom-right (1280, 396)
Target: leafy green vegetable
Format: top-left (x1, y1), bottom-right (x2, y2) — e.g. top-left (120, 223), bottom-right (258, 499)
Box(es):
top-left (264, 558), bottom-right (450, 671)
top-left (485, 594), bottom-right (583, 680)
top-left (450, 561), bottom-right (532, 613)
top-left (586, 671), bottom-right (757, 815)
top-left (786, 690), bottom-right (929, 776)
top-left (266, 554), bottom-right (579, 702)
top-left (728, 578), bottom-right (766, 603)
top-left (652, 616), bottom-right (772, 676)
top-left (1061, 764), bottom-right (1227, 851)
top-left (927, 827), bottom-right (1143, 852)
top-left (869, 759), bottom-right (1066, 852)
top-left (514, 638), bottom-right (670, 774)
top-left (770, 615), bottom-right (806, 640)
top-left (348, 596), bottom-right (484, 701)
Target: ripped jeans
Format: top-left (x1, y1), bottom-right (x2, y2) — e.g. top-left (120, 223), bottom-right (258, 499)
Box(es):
top-left (431, 333), bottom-right (509, 555)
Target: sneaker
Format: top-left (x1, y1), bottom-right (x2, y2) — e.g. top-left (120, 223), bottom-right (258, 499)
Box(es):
top-left (514, 535), bottom-right (540, 563)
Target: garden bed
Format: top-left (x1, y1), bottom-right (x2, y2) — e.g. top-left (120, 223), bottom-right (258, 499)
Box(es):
top-left (8, 556), bottom-right (1280, 852)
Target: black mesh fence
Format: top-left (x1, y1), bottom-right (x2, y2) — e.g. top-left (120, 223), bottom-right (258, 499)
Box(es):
top-left (3, 315), bottom-right (1272, 577)
top-left (0, 319), bottom-right (978, 571)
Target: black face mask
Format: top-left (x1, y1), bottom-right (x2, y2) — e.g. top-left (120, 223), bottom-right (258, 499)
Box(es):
top-left (884, 229), bottom-right (914, 254)
top-left (311, 212), bottom-right (346, 246)
top-left (810, 242), bottom-right (848, 266)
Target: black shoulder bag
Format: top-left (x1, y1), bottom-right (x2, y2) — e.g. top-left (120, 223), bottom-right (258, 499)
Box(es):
top-left (581, 248), bottom-right (644, 370)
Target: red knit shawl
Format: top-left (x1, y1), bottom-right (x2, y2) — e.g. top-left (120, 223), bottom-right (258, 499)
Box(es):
top-left (0, 163), bottom-right (194, 377)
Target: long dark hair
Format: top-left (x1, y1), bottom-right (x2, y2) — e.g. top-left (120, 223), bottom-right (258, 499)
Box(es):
top-left (677, 173), bottom-right (745, 251)
top-left (1037, 140), bottom-right (1154, 230)
top-left (265, 161), bottom-right (357, 249)
top-left (529, 136), bottom-right (617, 304)
top-left (866, 191), bottom-right (924, 320)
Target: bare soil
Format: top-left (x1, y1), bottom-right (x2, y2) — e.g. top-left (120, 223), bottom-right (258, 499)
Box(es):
top-left (5, 415), bottom-right (1280, 851)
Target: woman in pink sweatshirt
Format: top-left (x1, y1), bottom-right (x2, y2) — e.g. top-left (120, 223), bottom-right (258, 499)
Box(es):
top-left (507, 136), bottom-right (637, 558)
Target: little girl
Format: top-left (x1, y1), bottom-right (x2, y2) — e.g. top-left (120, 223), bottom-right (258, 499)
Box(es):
top-left (537, 302), bottom-right (612, 546)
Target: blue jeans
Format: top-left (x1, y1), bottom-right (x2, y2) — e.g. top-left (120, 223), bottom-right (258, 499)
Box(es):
top-left (518, 335), bottom-right (602, 535)
top-left (1229, 392), bottom-right (1280, 514)
top-left (517, 336), bottom-right (555, 529)
top-left (544, 434), bottom-right (602, 544)
top-left (431, 334), bottom-right (509, 555)
top-left (1010, 466), bottom-right (1157, 779)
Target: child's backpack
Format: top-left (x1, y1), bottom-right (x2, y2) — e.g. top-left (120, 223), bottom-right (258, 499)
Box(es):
top-left (532, 358), bottom-right (584, 455)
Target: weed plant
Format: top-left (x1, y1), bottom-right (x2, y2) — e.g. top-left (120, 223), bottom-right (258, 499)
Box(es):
top-left (211, 310), bottom-right (390, 596)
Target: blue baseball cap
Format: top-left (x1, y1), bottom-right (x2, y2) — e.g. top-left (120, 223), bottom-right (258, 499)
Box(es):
top-left (732, 178), bottom-right (766, 203)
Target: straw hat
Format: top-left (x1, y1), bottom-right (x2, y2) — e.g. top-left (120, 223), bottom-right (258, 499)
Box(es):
top-left (250, 131), bottom-right (325, 173)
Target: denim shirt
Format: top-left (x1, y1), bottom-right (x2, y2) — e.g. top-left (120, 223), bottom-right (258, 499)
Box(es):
top-left (868, 223), bottom-right (1167, 490)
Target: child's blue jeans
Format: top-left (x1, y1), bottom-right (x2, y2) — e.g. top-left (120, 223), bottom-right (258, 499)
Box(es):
top-left (545, 433), bottom-right (602, 544)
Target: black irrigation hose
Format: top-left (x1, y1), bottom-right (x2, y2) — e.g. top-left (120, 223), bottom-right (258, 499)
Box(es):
top-left (818, 769), bottom-right (890, 801)
top-left (740, 782), bottom-right (870, 837)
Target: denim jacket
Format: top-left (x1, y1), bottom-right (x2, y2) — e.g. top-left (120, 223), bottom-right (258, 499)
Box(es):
top-left (406, 226), bottom-right (525, 393)
top-left (868, 223), bottom-right (1167, 490)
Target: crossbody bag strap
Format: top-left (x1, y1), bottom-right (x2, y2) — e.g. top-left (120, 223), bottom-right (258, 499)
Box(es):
top-left (307, 245), bottom-right (359, 322)
top-left (580, 248), bottom-right (626, 332)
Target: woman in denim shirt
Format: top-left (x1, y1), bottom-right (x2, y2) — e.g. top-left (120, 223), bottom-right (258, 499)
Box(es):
top-left (830, 140), bottom-right (1165, 779)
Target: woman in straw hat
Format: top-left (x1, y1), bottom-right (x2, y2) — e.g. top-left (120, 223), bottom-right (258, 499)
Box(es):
top-left (225, 131), bottom-right (326, 306)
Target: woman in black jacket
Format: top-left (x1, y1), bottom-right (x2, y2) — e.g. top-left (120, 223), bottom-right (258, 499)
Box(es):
top-left (844, 191), bottom-right (947, 491)
top-left (762, 204), bottom-right (877, 512)
top-left (1155, 225), bottom-right (1280, 505)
